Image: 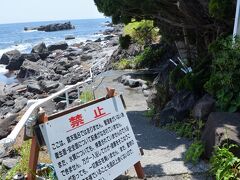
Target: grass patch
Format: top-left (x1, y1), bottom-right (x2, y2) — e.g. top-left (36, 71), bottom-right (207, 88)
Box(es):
top-left (5, 140), bottom-right (31, 180)
top-left (113, 58), bottom-right (134, 70)
top-left (144, 106), bottom-right (156, 118)
top-left (80, 91), bottom-right (94, 104)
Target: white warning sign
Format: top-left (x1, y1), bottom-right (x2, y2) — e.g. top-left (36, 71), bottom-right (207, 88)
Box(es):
top-left (40, 95), bottom-right (141, 180)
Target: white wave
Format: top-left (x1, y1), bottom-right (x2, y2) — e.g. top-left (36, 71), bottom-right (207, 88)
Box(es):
top-left (0, 43), bottom-right (32, 57)
top-left (23, 29), bottom-right (38, 33)
top-left (0, 65), bottom-right (8, 74)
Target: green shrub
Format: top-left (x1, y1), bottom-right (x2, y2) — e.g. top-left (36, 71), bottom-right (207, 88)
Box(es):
top-left (124, 20), bottom-right (159, 46)
top-left (170, 57), bottom-right (211, 94)
top-left (205, 37), bottom-right (240, 112)
top-left (209, 0), bottom-right (235, 20)
top-left (185, 141), bottom-right (205, 164)
top-left (134, 46), bottom-right (165, 68)
top-left (113, 58), bottom-right (134, 70)
top-left (210, 144), bottom-right (240, 180)
top-left (119, 35), bottom-right (131, 49)
top-left (114, 45), bottom-right (166, 69)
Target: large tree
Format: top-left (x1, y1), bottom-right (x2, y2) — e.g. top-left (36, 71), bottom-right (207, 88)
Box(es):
top-left (95, 0), bottom-right (236, 61)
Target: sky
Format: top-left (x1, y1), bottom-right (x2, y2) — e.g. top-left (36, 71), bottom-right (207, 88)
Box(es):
top-left (0, 0), bottom-right (105, 24)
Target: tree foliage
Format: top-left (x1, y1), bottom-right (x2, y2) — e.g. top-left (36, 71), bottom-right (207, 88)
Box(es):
top-left (124, 20), bottom-right (159, 46)
top-left (94, 0), bottom-right (236, 55)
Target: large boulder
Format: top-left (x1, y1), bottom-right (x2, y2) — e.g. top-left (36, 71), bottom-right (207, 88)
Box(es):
top-left (21, 53), bottom-right (40, 62)
top-left (27, 82), bottom-right (43, 94)
top-left (80, 54), bottom-right (92, 61)
top-left (17, 60), bottom-right (40, 78)
top-left (13, 97), bottom-right (28, 113)
top-left (39, 81), bottom-right (59, 92)
top-left (192, 94), bottom-right (215, 120)
top-left (157, 90), bottom-right (197, 126)
top-left (48, 42), bottom-right (68, 51)
top-left (31, 42), bottom-right (49, 59)
top-left (202, 112), bottom-right (240, 159)
top-left (82, 42), bottom-right (102, 52)
top-left (0, 50), bottom-right (22, 67)
top-left (5, 50), bottom-right (24, 70)
top-left (0, 113), bottom-right (18, 139)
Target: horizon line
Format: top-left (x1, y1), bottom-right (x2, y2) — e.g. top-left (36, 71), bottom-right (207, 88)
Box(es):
top-left (0, 17), bottom-right (110, 25)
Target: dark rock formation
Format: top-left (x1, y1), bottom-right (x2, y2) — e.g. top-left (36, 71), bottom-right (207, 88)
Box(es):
top-left (65, 35), bottom-right (75, 40)
top-left (24, 21), bottom-right (75, 32)
top-left (17, 60), bottom-right (40, 78)
top-left (0, 113), bottom-right (17, 139)
top-left (3, 50), bottom-right (24, 70)
top-left (31, 42), bottom-right (50, 59)
top-left (21, 53), bottom-right (40, 62)
top-left (48, 42), bottom-right (68, 51)
top-left (0, 50), bottom-right (22, 66)
top-left (27, 82), bottom-right (43, 94)
top-left (202, 112), bottom-right (240, 159)
top-left (158, 90), bottom-right (197, 126)
top-left (192, 94), bottom-right (215, 120)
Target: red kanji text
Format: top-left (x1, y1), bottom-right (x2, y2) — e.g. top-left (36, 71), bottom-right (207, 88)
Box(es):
top-left (69, 114), bottom-right (84, 128)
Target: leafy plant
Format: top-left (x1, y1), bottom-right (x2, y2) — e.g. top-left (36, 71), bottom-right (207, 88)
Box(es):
top-left (185, 141), bottom-right (205, 164)
top-left (164, 119), bottom-right (204, 140)
top-left (210, 144), bottom-right (240, 180)
top-left (205, 37), bottom-right (240, 112)
top-left (119, 35), bottom-right (131, 49)
top-left (124, 19), bottom-right (159, 46)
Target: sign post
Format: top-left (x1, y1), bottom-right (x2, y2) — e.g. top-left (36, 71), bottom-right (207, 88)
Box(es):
top-left (27, 88), bottom-right (144, 180)
top-left (28, 108), bottom-right (48, 180)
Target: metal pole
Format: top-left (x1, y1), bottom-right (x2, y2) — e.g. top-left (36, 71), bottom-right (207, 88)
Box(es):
top-left (233, 0), bottom-right (240, 37)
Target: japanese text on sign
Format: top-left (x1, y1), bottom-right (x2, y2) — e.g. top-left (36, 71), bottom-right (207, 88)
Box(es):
top-left (40, 95), bottom-right (141, 180)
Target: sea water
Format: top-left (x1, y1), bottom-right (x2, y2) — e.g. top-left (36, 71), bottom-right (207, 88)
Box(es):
top-left (0, 18), bottom-right (111, 84)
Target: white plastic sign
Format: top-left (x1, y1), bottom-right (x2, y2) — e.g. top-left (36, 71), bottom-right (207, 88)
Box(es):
top-left (40, 95), bottom-right (141, 180)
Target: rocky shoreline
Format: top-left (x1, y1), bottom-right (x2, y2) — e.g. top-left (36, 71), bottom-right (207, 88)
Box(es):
top-left (0, 23), bottom-right (122, 140)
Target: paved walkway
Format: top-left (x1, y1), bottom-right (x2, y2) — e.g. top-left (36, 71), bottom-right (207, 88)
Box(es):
top-left (93, 70), bottom-right (210, 179)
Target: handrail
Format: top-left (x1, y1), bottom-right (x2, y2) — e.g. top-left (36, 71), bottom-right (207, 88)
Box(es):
top-left (0, 59), bottom-right (105, 157)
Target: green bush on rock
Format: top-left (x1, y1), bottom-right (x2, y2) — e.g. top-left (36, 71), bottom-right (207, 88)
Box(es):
top-left (124, 20), bottom-right (159, 46)
top-left (113, 45), bottom-right (166, 70)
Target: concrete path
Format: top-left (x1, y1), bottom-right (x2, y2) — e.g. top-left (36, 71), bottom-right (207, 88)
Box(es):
top-left (93, 70), bottom-right (210, 179)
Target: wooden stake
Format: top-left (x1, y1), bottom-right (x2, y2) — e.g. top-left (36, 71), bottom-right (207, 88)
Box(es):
top-left (106, 87), bottom-right (116, 98)
top-left (134, 161), bottom-right (145, 179)
top-left (27, 108), bottom-right (48, 180)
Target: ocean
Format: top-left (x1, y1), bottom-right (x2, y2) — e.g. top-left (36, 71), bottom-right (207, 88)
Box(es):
top-left (0, 18), bottom-right (111, 84)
